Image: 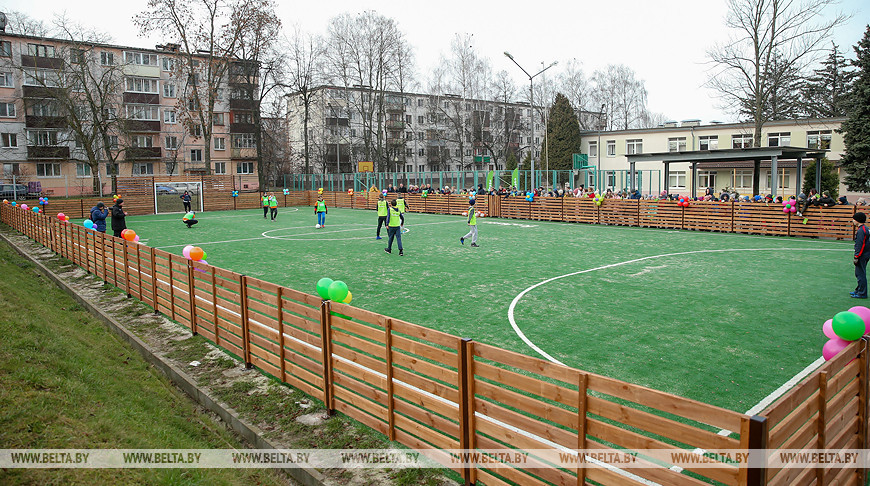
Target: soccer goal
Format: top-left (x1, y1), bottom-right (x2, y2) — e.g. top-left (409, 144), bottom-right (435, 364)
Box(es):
top-left (154, 181), bottom-right (204, 214)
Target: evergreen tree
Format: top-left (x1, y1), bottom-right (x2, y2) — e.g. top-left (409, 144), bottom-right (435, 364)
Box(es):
top-left (541, 93), bottom-right (583, 171)
top-left (519, 151), bottom-right (532, 171)
top-left (801, 42), bottom-right (854, 118)
top-left (505, 150), bottom-right (518, 171)
top-left (739, 52), bottom-right (804, 121)
top-left (802, 158), bottom-right (839, 199)
top-left (840, 25), bottom-right (870, 192)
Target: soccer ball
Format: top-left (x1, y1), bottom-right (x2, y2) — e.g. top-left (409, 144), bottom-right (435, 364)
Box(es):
top-left (315, 224), bottom-right (321, 229)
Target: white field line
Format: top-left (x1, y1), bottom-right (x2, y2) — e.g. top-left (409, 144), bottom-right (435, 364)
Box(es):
top-left (134, 208), bottom-right (300, 223)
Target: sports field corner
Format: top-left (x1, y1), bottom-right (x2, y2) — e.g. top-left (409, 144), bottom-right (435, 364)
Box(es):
top-left (112, 205), bottom-right (855, 414)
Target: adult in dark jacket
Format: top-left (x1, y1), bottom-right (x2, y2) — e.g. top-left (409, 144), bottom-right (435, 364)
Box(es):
top-left (852, 212), bottom-right (870, 299)
top-left (111, 199), bottom-right (128, 238)
top-left (180, 191), bottom-right (192, 212)
top-left (89, 202), bottom-right (108, 233)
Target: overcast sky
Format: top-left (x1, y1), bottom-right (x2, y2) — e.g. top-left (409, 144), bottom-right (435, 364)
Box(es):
top-left (1, 0), bottom-right (866, 124)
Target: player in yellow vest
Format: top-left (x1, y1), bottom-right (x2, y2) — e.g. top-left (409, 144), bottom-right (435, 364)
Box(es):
top-left (396, 193), bottom-right (409, 231)
top-left (376, 193), bottom-right (388, 240)
top-left (384, 200), bottom-right (403, 256)
top-left (460, 198), bottom-right (479, 247)
top-left (314, 196), bottom-right (327, 227)
top-left (268, 193), bottom-right (278, 221)
top-left (261, 192), bottom-right (269, 219)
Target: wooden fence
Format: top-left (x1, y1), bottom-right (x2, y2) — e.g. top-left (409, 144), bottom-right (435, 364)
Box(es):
top-left (3, 202), bottom-right (867, 486)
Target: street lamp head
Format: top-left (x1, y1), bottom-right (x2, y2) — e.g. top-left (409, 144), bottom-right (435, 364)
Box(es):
top-left (504, 51), bottom-right (514, 60)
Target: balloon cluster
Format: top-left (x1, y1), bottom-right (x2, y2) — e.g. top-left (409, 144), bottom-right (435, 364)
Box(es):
top-left (382, 189), bottom-right (388, 196)
top-left (421, 190), bottom-right (428, 198)
top-left (822, 306), bottom-right (870, 360)
top-left (182, 245), bottom-right (207, 265)
top-left (317, 187), bottom-right (324, 195)
top-left (593, 194), bottom-right (604, 207)
top-left (782, 199), bottom-right (797, 214)
top-left (83, 219), bottom-right (95, 229)
top-left (120, 229), bottom-right (139, 242)
top-left (678, 197), bottom-right (690, 208)
top-left (525, 191), bottom-right (534, 202)
top-left (38, 197), bottom-right (48, 205)
top-left (57, 212), bottom-right (69, 222)
top-left (347, 189), bottom-right (354, 196)
top-left (316, 277), bottom-right (353, 319)
top-left (283, 188), bottom-right (290, 195)
top-left (2, 199), bottom-right (7, 204)
top-left (112, 194), bottom-right (121, 202)
top-left (231, 190), bottom-right (239, 197)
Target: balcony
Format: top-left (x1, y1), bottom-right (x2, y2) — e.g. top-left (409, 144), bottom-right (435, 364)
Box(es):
top-left (27, 146), bottom-right (69, 159)
top-left (326, 117), bottom-right (349, 127)
top-left (25, 115), bottom-right (67, 129)
top-left (230, 122), bottom-right (256, 134)
top-left (124, 120), bottom-right (161, 132)
top-left (231, 148), bottom-right (257, 160)
top-left (230, 99), bottom-right (254, 110)
top-left (124, 146), bottom-right (162, 160)
top-left (20, 55), bottom-right (63, 69)
top-left (23, 85), bottom-right (60, 99)
top-left (123, 92), bottom-right (160, 104)
top-left (386, 120), bottom-right (405, 129)
top-left (386, 102), bottom-right (404, 112)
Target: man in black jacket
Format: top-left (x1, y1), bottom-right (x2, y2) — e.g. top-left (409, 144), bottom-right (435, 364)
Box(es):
top-left (111, 199), bottom-right (128, 238)
top-left (853, 212), bottom-right (869, 299)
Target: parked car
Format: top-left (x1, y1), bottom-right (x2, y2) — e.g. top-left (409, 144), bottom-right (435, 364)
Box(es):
top-left (0, 184), bottom-right (30, 200)
top-left (155, 185), bottom-right (178, 195)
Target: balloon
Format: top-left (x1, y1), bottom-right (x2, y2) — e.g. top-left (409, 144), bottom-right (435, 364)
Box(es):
top-left (11, 201), bottom-right (16, 206)
top-left (823, 337), bottom-right (851, 361)
top-left (134, 234), bottom-right (140, 242)
top-left (84, 219), bottom-right (94, 229)
top-left (202, 251), bottom-right (207, 260)
top-left (183, 245), bottom-right (194, 259)
top-left (832, 311), bottom-right (865, 341)
top-left (188, 247), bottom-right (204, 261)
top-left (64, 215), bottom-right (69, 221)
top-left (847, 306), bottom-right (870, 335)
top-left (121, 229), bottom-right (130, 239)
top-left (343, 291), bottom-right (353, 304)
top-left (2, 199), bottom-right (7, 204)
top-left (316, 277), bottom-right (333, 300)
top-left (123, 229), bottom-right (137, 242)
top-left (328, 280), bottom-right (349, 302)
top-left (200, 260), bottom-right (207, 265)
top-left (20, 204), bottom-right (27, 210)
top-left (790, 206), bottom-right (797, 213)
top-left (782, 206), bottom-right (790, 213)
top-left (822, 319), bottom-right (836, 339)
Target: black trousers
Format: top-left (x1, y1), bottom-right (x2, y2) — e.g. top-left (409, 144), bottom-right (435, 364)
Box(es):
top-left (270, 207), bottom-right (277, 220)
top-left (263, 206), bottom-right (269, 217)
top-left (376, 216), bottom-right (387, 236)
top-left (856, 257), bottom-right (869, 297)
top-left (184, 219), bottom-right (199, 228)
top-left (183, 201), bottom-right (191, 212)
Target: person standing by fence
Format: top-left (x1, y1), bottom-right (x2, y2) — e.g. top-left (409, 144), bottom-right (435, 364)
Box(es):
top-left (180, 191), bottom-right (192, 213)
top-left (90, 202), bottom-right (108, 233)
top-left (375, 193), bottom-right (388, 240)
top-left (384, 199), bottom-right (403, 256)
top-left (111, 199), bottom-right (127, 238)
top-left (853, 212), bottom-right (869, 299)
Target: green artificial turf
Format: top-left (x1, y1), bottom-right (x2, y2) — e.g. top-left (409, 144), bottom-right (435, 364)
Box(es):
top-left (93, 206), bottom-right (854, 413)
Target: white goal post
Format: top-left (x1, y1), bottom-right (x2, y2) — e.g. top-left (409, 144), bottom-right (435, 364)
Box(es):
top-left (154, 181), bottom-right (204, 214)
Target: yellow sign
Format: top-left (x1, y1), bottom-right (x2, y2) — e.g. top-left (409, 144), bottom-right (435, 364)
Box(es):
top-left (358, 161), bottom-right (374, 173)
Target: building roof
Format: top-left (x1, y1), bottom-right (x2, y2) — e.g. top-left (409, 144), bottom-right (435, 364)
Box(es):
top-left (580, 117), bottom-right (846, 136)
top-left (625, 146), bottom-right (828, 166)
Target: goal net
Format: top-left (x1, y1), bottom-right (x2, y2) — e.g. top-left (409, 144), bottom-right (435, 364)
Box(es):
top-left (154, 181), bottom-right (204, 214)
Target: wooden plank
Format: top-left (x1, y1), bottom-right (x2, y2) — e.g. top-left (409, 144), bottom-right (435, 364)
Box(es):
top-left (474, 342), bottom-right (577, 384)
top-left (392, 398), bottom-right (459, 439)
top-left (763, 370), bottom-right (823, 425)
top-left (475, 361), bottom-right (576, 405)
top-left (391, 335), bottom-right (457, 368)
top-left (393, 412), bottom-right (456, 450)
top-left (474, 397), bottom-right (577, 449)
top-left (475, 380), bottom-right (575, 429)
top-left (392, 349), bottom-right (457, 384)
top-left (769, 390), bottom-right (821, 449)
top-left (392, 379), bottom-right (459, 420)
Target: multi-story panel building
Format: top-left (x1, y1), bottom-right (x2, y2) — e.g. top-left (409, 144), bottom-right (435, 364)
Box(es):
top-left (0, 31), bottom-right (259, 196)
top-left (286, 85), bottom-right (537, 174)
top-left (578, 118), bottom-right (862, 198)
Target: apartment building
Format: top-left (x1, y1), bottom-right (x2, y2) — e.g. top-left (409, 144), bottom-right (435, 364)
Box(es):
top-left (286, 85), bottom-right (542, 174)
top-left (0, 31), bottom-right (259, 196)
top-left (579, 118), bottom-right (855, 197)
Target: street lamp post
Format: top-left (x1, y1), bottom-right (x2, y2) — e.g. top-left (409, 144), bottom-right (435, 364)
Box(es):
top-left (504, 52), bottom-right (557, 191)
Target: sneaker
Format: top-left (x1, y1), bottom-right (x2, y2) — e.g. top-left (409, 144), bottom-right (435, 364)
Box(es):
top-left (796, 212), bottom-right (802, 217)
top-left (399, 250), bottom-right (403, 256)
top-left (376, 236), bottom-right (382, 240)
top-left (384, 248), bottom-right (391, 254)
top-left (851, 292), bottom-right (858, 297)
top-left (471, 243), bottom-right (479, 247)
top-left (460, 237), bottom-right (465, 245)
top-left (852, 294), bottom-right (868, 299)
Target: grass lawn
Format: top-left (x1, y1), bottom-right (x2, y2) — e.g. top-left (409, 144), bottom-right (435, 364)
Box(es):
top-left (0, 238), bottom-right (287, 486)
top-left (106, 206), bottom-right (853, 413)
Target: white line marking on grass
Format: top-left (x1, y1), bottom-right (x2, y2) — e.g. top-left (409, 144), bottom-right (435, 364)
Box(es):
top-left (135, 208), bottom-right (300, 223)
top-left (260, 220), bottom-right (457, 241)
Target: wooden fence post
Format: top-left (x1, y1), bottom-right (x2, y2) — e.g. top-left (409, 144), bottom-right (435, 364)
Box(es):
top-left (730, 201), bottom-right (735, 233)
top-left (150, 246), bottom-right (159, 314)
top-left (123, 240), bottom-right (131, 297)
top-left (385, 318), bottom-right (396, 441)
top-left (577, 372), bottom-right (588, 486)
top-left (239, 274), bottom-right (252, 368)
top-left (860, 337), bottom-right (869, 485)
top-left (211, 267), bottom-right (219, 346)
top-left (745, 415), bottom-right (768, 486)
top-left (100, 231), bottom-right (108, 284)
top-left (277, 287), bottom-right (286, 383)
top-left (168, 254), bottom-right (176, 321)
top-left (457, 337), bottom-right (476, 486)
top-left (187, 260), bottom-right (197, 335)
top-left (135, 243), bottom-right (142, 300)
top-left (112, 235), bottom-right (118, 288)
top-left (816, 371), bottom-right (828, 485)
top-left (319, 300), bottom-right (335, 414)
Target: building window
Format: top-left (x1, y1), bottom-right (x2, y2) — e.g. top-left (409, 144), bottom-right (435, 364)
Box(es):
top-left (734, 169), bottom-right (753, 188)
top-left (807, 130), bottom-right (832, 150)
top-left (190, 149), bottom-right (202, 162)
top-left (626, 139), bottom-right (643, 155)
top-left (668, 171), bottom-right (686, 189)
top-left (588, 141), bottom-right (598, 158)
top-left (606, 171), bottom-right (616, 188)
top-left (214, 137), bottom-right (225, 150)
top-left (236, 162), bottom-right (254, 174)
top-left (214, 162), bottom-right (226, 174)
top-left (30, 100), bottom-right (59, 117)
top-left (667, 137), bottom-right (686, 152)
top-left (163, 110), bottom-right (176, 124)
top-left (768, 132), bottom-right (790, 147)
top-left (100, 51), bottom-right (114, 66)
top-left (76, 163), bottom-right (91, 177)
top-left (766, 171), bottom-right (790, 189)
top-left (23, 69), bottom-right (59, 86)
top-left (0, 72), bottom-right (14, 87)
top-left (418, 148), bottom-right (425, 156)
top-left (233, 113), bottom-right (253, 124)
top-left (406, 148), bottom-right (413, 156)
top-left (165, 136), bottom-right (178, 149)
top-left (124, 51), bottom-right (158, 66)
top-left (405, 164), bottom-right (413, 172)
top-left (1, 133), bottom-right (17, 148)
top-left (108, 135), bottom-right (118, 150)
top-left (417, 115), bottom-right (423, 124)
top-left (0, 41), bottom-right (11, 57)
top-left (132, 162), bottom-right (154, 175)
top-left (0, 103), bottom-right (15, 118)
top-left (125, 104), bottom-right (159, 121)
top-left (212, 113), bottom-right (224, 125)
top-left (132, 135), bottom-right (153, 148)
top-left (161, 57), bottom-right (175, 71)
top-left (162, 83), bottom-right (176, 98)
top-left (699, 135), bottom-right (718, 151)
top-left (126, 77), bottom-right (159, 93)
top-left (233, 133), bottom-right (255, 149)
top-left (70, 48), bottom-right (85, 64)
top-left (187, 97), bottom-right (200, 111)
top-left (351, 129), bottom-right (356, 137)
top-left (732, 134), bottom-right (752, 149)
top-left (190, 124), bottom-right (202, 138)
top-left (698, 171), bottom-right (716, 189)
top-left (606, 140), bottom-right (616, 156)
top-left (405, 114), bottom-right (412, 124)
top-left (28, 44), bottom-right (56, 58)
top-left (36, 163), bottom-right (62, 177)
top-left (28, 130), bottom-right (58, 146)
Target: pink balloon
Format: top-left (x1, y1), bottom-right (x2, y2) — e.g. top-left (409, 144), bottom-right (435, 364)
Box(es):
top-left (20, 204), bottom-right (27, 210)
top-left (134, 234), bottom-right (140, 242)
top-left (790, 206), bottom-right (797, 213)
top-left (782, 206), bottom-right (789, 213)
top-left (848, 306), bottom-right (870, 334)
top-left (823, 319), bottom-right (836, 339)
top-left (182, 245), bottom-right (194, 259)
top-left (823, 337), bottom-right (851, 361)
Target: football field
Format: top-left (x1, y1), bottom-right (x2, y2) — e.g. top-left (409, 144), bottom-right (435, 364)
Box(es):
top-left (112, 206), bottom-right (853, 413)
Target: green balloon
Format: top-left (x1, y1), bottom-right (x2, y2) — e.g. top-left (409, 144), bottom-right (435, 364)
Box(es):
top-left (328, 280), bottom-right (349, 302)
top-left (316, 278), bottom-right (333, 300)
top-left (833, 311), bottom-right (865, 341)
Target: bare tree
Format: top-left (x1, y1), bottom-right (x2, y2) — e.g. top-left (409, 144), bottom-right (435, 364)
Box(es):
top-left (706, 0), bottom-right (847, 146)
top-left (478, 70), bottom-right (521, 169)
top-left (558, 59), bottom-right (597, 129)
top-left (591, 64), bottom-right (649, 130)
top-left (286, 27), bottom-right (326, 174)
top-left (3, 10), bottom-right (49, 36)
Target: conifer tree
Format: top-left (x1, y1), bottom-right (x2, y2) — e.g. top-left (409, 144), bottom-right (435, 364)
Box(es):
top-left (840, 26), bottom-right (870, 192)
top-left (541, 93), bottom-right (582, 171)
top-left (801, 43), bottom-right (854, 118)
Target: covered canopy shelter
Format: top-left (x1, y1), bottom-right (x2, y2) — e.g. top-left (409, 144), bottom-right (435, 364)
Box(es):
top-left (625, 146), bottom-right (828, 197)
